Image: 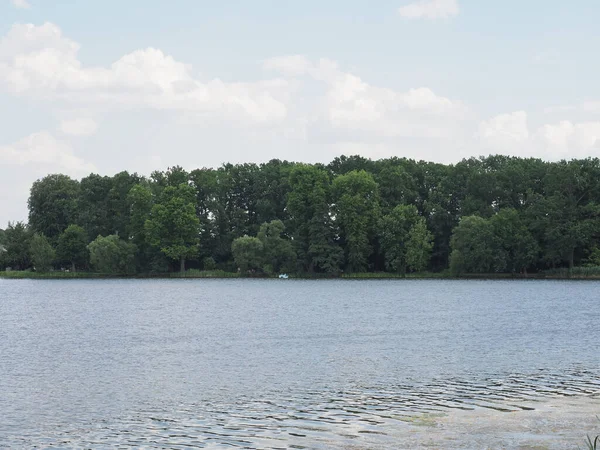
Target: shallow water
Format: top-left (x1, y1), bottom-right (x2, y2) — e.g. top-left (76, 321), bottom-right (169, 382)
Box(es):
top-left (0, 279), bottom-right (598, 448)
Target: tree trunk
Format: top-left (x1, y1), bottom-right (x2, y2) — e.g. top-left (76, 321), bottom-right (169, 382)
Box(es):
top-left (180, 256), bottom-right (185, 273)
top-left (71, 261), bottom-right (76, 272)
top-left (568, 248), bottom-right (575, 270)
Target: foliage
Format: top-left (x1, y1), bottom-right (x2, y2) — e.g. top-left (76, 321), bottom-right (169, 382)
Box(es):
top-left (9, 155), bottom-right (600, 276)
top-left (231, 236), bottom-right (264, 273)
top-left (1, 222), bottom-right (32, 270)
top-left (449, 216), bottom-right (505, 274)
top-left (88, 235), bottom-right (137, 274)
top-left (257, 220), bottom-right (295, 273)
top-left (145, 184), bottom-right (200, 272)
top-left (28, 174), bottom-right (80, 241)
top-left (56, 225), bottom-right (88, 271)
top-left (30, 233), bottom-right (55, 272)
top-left (406, 219), bottom-right (434, 273)
top-left (287, 164), bottom-right (343, 273)
top-left (333, 170), bottom-right (380, 272)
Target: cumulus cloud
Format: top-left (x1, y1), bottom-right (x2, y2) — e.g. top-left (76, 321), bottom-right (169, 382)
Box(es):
top-left (10, 0), bottom-right (31, 9)
top-left (478, 111), bottom-right (600, 160)
top-left (265, 55), bottom-right (466, 140)
top-left (59, 118), bottom-right (99, 136)
top-left (0, 131), bottom-right (95, 173)
top-left (398, 0), bottom-right (459, 20)
top-left (0, 23), bottom-right (289, 124)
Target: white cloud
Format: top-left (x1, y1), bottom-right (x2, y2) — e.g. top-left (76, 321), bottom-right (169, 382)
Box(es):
top-left (398, 0), bottom-right (459, 20)
top-left (59, 118), bottom-right (98, 137)
top-left (478, 111), bottom-right (600, 160)
top-left (478, 111), bottom-right (529, 143)
top-left (265, 55), bottom-right (466, 140)
top-left (0, 23), bottom-right (289, 124)
top-left (10, 0), bottom-right (31, 9)
top-left (0, 131), bottom-right (94, 173)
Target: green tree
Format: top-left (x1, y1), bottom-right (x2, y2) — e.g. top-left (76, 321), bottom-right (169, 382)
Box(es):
top-left (88, 235), bottom-right (137, 274)
top-left (378, 205), bottom-right (421, 274)
top-left (30, 233), bottom-right (55, 272)
top-left (145, 184), bottom-right (200, 272)
top-left (57, 225), bottom-right (88, 272)
top-left (2, 222), bottom-right (32, 270)
top-left (257, 220), bottom-right (295, 273)
top-left (406, 219), bottom-right (434, 272)
top-left (232, 236), bottom-right (263, 273)
top-left (28, 174), bottom-right (80, 241)
top-left (332, 170), bottom-right (380, 272)
top-left (449, 216), bottom-right (506, 274)
top-left (490, 208), bottom-right (539, 273)
top-left (287, 165), bottom-right (343, 273)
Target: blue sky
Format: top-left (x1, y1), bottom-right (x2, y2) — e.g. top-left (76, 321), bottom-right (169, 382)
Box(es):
top-left (1, 0), bottom-right (600, 225)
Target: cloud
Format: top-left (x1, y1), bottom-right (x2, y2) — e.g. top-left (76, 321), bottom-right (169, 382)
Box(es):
top-left (0, 23), bottom-right (289, 124)
top-left (0, 131), bottom-right (95, 173)
top-left (265, 55), bottom-right (467, 140)
top-left (478, 111), bottom-right (600, 160)
top-left (478, 111), bottom-right (529, 143)
top-left (398, 0), bottom-right (459, 20)
top-left (10, 0), bottom-right (31, 9)
top-left (59, 118), bottom-right (98, 137)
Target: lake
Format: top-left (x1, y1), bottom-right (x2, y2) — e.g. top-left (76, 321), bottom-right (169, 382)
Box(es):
top-left (0, 279), bottom-right (598, 448)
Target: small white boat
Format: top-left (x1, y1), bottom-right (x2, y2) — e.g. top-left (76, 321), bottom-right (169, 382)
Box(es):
top-left (278, 273), bottom-right (289, 279)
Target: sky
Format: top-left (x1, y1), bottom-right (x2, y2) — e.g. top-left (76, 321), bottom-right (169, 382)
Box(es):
top-left (1, 0), bottom-right (600, 226)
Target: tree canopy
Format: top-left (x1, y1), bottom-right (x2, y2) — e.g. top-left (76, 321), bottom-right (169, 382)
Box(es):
top-left (2, 154), bottom-right (600, 275)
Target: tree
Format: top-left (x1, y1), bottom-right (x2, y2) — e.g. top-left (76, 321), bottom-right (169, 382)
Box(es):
top-left (378, 205), bottom-right (421, 274)
top-left (406, 219), bottom-right (434, 273)
top-left (333, 170), bottom-right (380, 272)
top-left (1, 222), bottom-right (32, 270)
top-left (57, 225), bottom-right (88, 272)
top-left (88, 235), bottom-right (137, 274)
top-left (78, 174), bottom-right (113, 240)
top-left (145, 184), bottom-right (200, 272)
top-left (30, 233), bottom-right (55, 272)
top-left (449, 216), bottom-right (506, 274)
top-left (490, 208), bottom-right (538, 273)
top-left (287, 165), bottom-right (343, 273)
top-left (232, 236), bottom-right (263, 273)
top-left (257, 220), bottom-right (295, 273)
top-left (126, 183), bottom-right (155, 270)
top-left (28, 174), bottom-right (80, 241)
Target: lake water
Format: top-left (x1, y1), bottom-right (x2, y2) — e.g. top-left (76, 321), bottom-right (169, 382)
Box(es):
top-left (0, 279), bottom-right (599, 448)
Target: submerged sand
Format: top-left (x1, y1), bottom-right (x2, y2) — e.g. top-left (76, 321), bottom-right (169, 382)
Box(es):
top-left (337, 394), bottom-right (600, 449)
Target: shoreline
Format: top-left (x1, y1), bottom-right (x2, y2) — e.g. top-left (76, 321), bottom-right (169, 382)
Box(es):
top-left (2, 271), bottom-right (600, 280)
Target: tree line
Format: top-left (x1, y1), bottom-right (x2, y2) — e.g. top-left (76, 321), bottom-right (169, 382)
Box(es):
top-left (1, 154), bottom-right (599, 275)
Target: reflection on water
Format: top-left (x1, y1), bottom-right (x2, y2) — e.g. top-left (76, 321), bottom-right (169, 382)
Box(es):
top-left (0, 279), bottom-right (599, 448)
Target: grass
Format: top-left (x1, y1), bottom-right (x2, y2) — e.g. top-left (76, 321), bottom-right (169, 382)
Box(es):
top-left (4, 266), bottom-right (600, 280)
top-left (543, 266), bottom-right (600, 279)
top-left (585, 435), bottom-right (599, 450)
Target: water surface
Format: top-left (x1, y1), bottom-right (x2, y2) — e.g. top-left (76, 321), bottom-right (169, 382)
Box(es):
top-left (0, 279), bottom-right (598, 448)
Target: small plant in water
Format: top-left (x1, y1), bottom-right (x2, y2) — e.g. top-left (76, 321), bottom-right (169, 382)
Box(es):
top-left (585, 434), bottom-right (599, 450)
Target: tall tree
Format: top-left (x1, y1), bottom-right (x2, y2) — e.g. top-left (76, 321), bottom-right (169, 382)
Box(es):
top-left (145, 183), bottom-right (200, 272)
top-left (333, 170), bottom-right (380, 272)
top-left (28, 174), bottom-right (80, 241)
top-left (2, 222), bottom-right (32, 270)
top-left (257, 220), bottom-right (295, 274)
top-left (287, 165), bottom-right (342, 273)
top-left (378, 205), bottom-right (421, 274)
top-left (57, 225), bottom-right (88, 272)
top-left (406, 219), bottom-right (434, 273)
